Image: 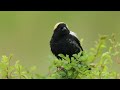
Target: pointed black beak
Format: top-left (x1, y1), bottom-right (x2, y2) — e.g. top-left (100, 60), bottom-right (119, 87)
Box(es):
top-left (62, 27), bottom-right (67, 31)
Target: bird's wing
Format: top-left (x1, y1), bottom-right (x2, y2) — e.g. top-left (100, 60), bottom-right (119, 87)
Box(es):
top-left (71, 35), bottom-right (83, 51)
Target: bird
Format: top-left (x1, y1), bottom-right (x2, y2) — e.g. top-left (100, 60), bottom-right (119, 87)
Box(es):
top-left (50, 22), bottom-right (83, 60)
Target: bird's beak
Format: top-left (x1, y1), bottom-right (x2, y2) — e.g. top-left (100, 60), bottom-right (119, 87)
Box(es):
top-left (62, 27), bottom-right (67, 31)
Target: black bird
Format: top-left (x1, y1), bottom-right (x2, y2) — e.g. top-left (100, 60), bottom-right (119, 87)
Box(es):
top-left (50, 22), bottom-right (83, 60)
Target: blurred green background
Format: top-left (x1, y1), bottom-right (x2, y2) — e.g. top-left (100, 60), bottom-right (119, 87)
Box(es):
top-left (0, 11), bottom-right (120, 74)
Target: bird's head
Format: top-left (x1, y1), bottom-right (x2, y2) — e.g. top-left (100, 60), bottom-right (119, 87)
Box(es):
top-left (53, 22), bottom-right (70, 37)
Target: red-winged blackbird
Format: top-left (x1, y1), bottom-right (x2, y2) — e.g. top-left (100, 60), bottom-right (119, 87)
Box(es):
top-left (50, 22), bottom-right (83, 59)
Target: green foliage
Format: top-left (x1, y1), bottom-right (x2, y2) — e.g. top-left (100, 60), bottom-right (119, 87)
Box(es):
top-left (0, 54), bottom-right (37, 79)
top-left (0, 34), bottom-right (119, 79)
top-left (47, 34), bottom-right (120, 79)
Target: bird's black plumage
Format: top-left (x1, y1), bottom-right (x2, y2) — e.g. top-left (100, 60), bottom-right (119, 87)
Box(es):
top-left (50, 22), bottom-right (83, 59)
